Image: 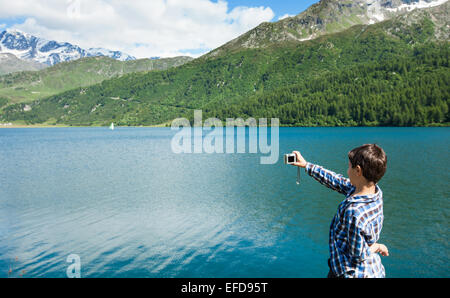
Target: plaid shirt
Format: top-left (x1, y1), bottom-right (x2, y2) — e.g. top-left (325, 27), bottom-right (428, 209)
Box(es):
top-left (305, 162), bottom-right (385, 278)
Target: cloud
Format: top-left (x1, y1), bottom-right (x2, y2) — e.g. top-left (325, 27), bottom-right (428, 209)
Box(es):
top-left (278, 13), bottom-right (295, 21)
top-left (0, 0), bottom-right (275, 58)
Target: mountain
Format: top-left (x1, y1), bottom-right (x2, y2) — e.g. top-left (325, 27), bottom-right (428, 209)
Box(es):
top-left (0, 1), bottom-right (448, 127)
top-left (0, 55), bottom-right (193, 105)
top-left (206, 0), bottom-right (448, 58)
top-left (0, 53), bottom-right (47, 75)
top-left (0, 29), bottom-right (135, 66)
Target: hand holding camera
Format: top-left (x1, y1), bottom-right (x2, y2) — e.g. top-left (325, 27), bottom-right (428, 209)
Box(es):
top-left (284, 151), bottom-right (307, 168)
top-left (284, 151), bottom-right (307, 185)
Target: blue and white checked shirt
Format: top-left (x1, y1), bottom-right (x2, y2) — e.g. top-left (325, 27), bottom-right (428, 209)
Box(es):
top-left (305, 162), bottom-right (385, 278)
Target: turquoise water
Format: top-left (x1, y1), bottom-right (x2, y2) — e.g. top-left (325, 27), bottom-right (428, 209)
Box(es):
top-left (0, 127), bottom-right (448, 278)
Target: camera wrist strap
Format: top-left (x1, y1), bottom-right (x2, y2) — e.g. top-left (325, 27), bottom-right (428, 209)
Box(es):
top-left (296, 166), bottom-right (301, 185)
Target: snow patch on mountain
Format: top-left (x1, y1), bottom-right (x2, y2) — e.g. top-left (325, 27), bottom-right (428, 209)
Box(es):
top-left (366, 0), bottom-right (448, 24)
top-left (386, 0), bottom-right (448, 12)
top-left (367, 0), bottom-right (386, 24)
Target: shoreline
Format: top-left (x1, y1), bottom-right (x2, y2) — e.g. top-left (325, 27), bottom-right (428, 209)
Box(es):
top-left (0, 124), bottom-right (169, 128)
top-left (1, 124), bottom-right (449, 129)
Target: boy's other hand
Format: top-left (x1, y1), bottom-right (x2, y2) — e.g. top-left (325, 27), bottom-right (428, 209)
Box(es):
top-left (377, 244), bottom-right (389, 256)
top-left (370, 243), bottom-right (389, 257)
top-left (292, 151), bottom-right (307, 168)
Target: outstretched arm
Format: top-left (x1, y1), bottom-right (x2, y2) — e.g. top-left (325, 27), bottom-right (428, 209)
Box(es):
top-left (291, 151), bottom-right (354, 196)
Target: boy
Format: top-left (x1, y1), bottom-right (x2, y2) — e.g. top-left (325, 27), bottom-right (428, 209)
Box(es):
top-left (291, 144), bottom-right (389, 278)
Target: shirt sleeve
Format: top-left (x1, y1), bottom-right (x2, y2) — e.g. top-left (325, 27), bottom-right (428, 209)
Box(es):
top-left (305, 162), bottom-right (354, 196)
top-left (346, 215), bottom-right (372, 265)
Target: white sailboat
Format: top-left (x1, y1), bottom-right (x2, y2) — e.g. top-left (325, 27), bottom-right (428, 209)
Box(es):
top-left (109, 122), bottom-right (115, 130)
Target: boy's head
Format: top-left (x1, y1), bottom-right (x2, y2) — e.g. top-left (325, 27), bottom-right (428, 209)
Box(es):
top-left (347, 144), bottom-right (387, 185)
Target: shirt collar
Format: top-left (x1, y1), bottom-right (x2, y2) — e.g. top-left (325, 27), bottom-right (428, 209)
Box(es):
top-left (346, 185), bottom-right (382, 204)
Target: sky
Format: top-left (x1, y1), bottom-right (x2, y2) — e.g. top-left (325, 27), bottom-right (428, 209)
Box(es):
top-left (0, 0), bottom-right (320, 58)
top-left (225, 0), bottom-right (320, 20)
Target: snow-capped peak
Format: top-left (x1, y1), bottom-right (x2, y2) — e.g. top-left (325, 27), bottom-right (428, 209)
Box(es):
top-left (4, 28), bottom-right (27, 36)
top-left (0, 29), bottom-right (135, 66)
top-left (86, 48), bottom-right (134, 61)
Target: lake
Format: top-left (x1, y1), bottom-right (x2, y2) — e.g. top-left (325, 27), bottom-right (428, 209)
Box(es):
top-left (0, 127), bottom-right (448, 278)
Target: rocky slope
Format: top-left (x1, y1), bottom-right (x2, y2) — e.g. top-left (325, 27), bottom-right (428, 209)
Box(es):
top-left (0, 53), bottom-right (47, 75)
top-left (206, 0), bottom-right (448, 57)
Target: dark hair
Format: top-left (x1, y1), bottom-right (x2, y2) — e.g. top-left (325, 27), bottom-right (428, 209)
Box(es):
top-left (348, 144), bottom-right (387, 184)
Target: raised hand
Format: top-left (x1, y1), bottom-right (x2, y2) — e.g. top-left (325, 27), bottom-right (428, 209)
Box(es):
top-left (291, 151), bottom-right (308, 168)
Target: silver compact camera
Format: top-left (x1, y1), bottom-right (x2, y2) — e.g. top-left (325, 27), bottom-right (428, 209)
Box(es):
top-left (284, 153), bottom-right (297, 165)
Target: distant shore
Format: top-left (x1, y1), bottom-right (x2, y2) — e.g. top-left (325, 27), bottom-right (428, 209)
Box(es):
top-left (0, 124), bottom-right (169, 128)
top-left (1, 123), bottom-right (449, 128)
top-left (0, 120), bottom-right (174, 128)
